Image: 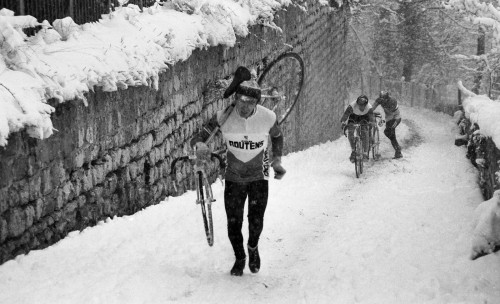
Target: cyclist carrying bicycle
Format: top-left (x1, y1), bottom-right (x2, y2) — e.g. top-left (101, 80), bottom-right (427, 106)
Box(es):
top-left (340, 95), bottom-right (375, 162)
top-left (191, 66), bottom-right (286, 276)
top-left (372, 91), bottom-right (402, 159)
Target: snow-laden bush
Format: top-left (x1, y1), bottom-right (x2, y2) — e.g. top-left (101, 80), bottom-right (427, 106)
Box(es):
top-left (470, 190), bottom-right (500, 260)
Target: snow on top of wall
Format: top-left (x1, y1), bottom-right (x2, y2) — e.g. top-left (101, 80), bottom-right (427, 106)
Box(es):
top-left (458, 81), bottom-right (500, 147)
top-left (0, 0), bottom-right (308, 146)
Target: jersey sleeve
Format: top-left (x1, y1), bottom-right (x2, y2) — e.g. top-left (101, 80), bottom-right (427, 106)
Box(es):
top-left (340, 105), bottom-right (354, 123)
top-left (269, 119), bottom-right (281, 138)
top-left (367, 108), bottom-right (375, 123)
top-left (270, 121), bottom-right (283, 157)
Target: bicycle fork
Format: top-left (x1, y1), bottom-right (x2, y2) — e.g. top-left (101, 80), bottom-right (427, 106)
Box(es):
top-left (194, 167), bottom-right (216, 205)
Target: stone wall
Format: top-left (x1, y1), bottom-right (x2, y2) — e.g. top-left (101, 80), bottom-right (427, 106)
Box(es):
top-left (0, 2), bottom-right (350, 264)
top-left (456, 118), bottom-right (500, 200)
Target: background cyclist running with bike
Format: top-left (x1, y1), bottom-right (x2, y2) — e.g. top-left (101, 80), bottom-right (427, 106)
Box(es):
top-left (340, 95), bottom-right (375, 162)
top-left (191, 66), bottom-right (286, 276)
top-left (372, 90), bottom-right (403, 159)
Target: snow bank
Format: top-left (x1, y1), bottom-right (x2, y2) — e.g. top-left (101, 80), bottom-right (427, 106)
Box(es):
top-left (0, 0), bottom-right (294, 146)
top-left (471, 190), bottom-right (500, 260)
top-left (458, 81), bottom-right (500, 147)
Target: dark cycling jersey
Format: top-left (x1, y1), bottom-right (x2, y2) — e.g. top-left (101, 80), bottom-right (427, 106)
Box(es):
top-left (372, 96), bottom-right (401, 121)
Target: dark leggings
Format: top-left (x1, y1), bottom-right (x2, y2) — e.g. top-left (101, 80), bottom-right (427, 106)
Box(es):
top-left (224, 180), bottom-right (268, 260)
top-left (384, 118), bottom-right (401, 150)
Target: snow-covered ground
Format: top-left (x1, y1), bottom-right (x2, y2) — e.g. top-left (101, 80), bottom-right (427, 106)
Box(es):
top-left (0, 105), bottom-right (499, 304)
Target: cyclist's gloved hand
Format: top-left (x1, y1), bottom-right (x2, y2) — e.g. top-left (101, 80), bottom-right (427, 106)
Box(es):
top-left (272, 157), bottom-right (286, 180)
top-left (194, 142), bottom-right (211, 160)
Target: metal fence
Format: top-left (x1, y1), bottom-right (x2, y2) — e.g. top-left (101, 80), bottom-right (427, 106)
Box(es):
top-left (1, 0), bottom-right (158, 24)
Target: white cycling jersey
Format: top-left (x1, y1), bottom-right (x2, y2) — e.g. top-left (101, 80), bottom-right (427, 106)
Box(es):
top-left (349, 100), bottom-right (372, 115)
top-left (217, 105), bottom-right (279, 182)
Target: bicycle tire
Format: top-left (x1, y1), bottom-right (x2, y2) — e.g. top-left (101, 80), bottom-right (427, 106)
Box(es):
top-left (354, 137), bottom-right (362, 178)
top-left (371, 127), bottom-right (380, 160)
top-left (197, 172), bottom-right (214, 246)
top-left (257, 52), bottom-right (304, 125)
top-left (359, 137), bottom-right (364, 175)
top-left (203, 177), bottom-right (214, 247)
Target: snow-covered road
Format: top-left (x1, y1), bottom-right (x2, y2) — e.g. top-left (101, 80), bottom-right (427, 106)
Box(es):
top-left (0, 105), bottom-right (499, 304)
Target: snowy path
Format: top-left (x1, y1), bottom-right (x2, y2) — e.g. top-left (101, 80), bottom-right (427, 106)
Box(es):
top-left (0, 106), bottom-right (499, 304)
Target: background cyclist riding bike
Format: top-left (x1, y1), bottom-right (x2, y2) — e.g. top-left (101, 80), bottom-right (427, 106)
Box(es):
top-left (340, 95), bottom-right (375, 163)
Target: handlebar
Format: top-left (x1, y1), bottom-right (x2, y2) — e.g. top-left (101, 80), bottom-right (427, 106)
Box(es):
top-left (170, 156), bottom-right (190, 176)
top-left (343, 122), bottom-right (373, 137)
top-left (170, 153), bottom-right (226, 176)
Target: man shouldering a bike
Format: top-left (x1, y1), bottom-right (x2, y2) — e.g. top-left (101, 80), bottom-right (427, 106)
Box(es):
top-left (340, 95), bottom-right (375, 163)
top-left (191, 66), bottom-right (286, 276)
top-left (372, 91), bottom-right (403, 159)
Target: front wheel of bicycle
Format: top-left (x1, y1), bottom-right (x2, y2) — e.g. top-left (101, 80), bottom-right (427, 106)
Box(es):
top-left (354, 137), bottom-right (363, 178)
top-left (197, 172), bottom-right (214, 246)
top-left (371, 127), bottom-right (380, 160)
top-left (257, 52), bottom-right (305, 125)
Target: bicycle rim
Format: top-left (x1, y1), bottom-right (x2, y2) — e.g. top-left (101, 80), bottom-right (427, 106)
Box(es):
top-left (206, 203), bottom-right (213, 246)
top-left (372, 128), bottom-right (380, 160)
top-left (355, 138), bottom-right (362, 178)
top-left (198, 173), bottom-right (214, 246)
top-left (257, 52), bottom-right (304, 125)
top-left (360, 147), bottom-right (364, 174)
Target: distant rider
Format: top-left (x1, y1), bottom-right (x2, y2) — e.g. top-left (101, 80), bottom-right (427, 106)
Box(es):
top-left (340, 95), bottom-right (375, 162)
top-left (372, 91), bottom-right (402, 159)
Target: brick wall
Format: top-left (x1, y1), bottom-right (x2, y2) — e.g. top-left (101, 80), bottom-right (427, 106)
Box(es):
top-left (0, 2), bottom-right (350, 264)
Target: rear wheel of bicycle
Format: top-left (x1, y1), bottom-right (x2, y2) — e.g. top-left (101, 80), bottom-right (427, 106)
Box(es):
top-left (197, 172), bottom-right (214, 246)
top-left (371, 127), bottom-right (380, 160)
top-left (354, 137), bottom-right (363, 178)
top-left (257, 52), bottom-right (304, 125)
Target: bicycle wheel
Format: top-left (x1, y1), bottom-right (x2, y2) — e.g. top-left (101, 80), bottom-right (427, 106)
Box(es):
top-left (354, 137), bottom-right (363, 178)
top-left (359, 138), bottom-right (364, 175)
top-left (371, 127), bottom-right (380, 160)
top-left (257, 52), bottom-right (305, 125)
top-left (197, 172), bottom-right (214, 246)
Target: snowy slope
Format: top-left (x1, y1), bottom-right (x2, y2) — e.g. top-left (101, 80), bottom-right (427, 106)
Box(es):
top-left (0, 105), bottom-right (499, 304)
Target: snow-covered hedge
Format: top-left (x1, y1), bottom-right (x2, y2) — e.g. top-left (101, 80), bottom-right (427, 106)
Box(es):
top-left (458, 81), bottom-right (500, 148)
top-left (471, 190), bottom-right (500, 260)
top-left (457, 81), bottom-right (500, 260)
